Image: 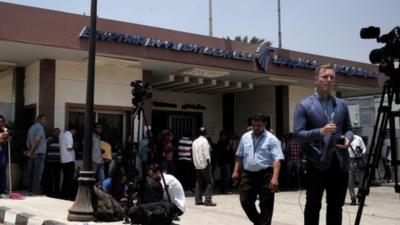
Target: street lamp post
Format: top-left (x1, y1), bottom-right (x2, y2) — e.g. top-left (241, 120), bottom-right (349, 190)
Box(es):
top-left (277, 0), bottom-right (282, 48)
top-left (67, 0), bottom-right (97, 221)
top-left (209, 0), bottom-right (213, 36)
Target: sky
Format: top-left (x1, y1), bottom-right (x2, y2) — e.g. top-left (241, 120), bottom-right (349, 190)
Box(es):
top-left (1, 0), bottom-right (399, 63)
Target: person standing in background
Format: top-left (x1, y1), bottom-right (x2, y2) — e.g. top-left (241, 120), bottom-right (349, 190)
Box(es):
top-left (347, 134), bottom-right (367, 205)
top-left (177, 132), bottom-right (194, 193)
top-left (0, 115), bottom-right (10, 197)
top-left (92, 122), bottom-right (105, 183)
top-left (192, 127), bottom-right (216, 206)
top-left (101, 137), bottom-right (112, 178)
top-left (44, 128), bottom-right (61, 197)
top-left (26, 114), bottom-right (48, 195)
top-left (60, 125), bottom-right (77, 200)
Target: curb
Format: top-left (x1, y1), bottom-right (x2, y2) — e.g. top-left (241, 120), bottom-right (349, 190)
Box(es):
top-left (0, 207), bottom-right (66, 225)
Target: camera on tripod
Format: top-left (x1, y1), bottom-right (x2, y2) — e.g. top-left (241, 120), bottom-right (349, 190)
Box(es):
top-left (131, 80), bottom-right (152, 106)
top-left (360, 26), bottom-right (400, 76)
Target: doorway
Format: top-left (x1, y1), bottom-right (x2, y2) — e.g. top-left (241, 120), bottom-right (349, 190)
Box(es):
top-left (152, 110), bottom-right (202, 139)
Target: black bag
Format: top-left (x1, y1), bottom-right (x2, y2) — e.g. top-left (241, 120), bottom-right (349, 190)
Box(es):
top-left (350, 146), bottom-right (367, 170)
top-left (354, 156), bottom-right (367, 170)
top-left (128, 201), bottom-right (176, 225)
top-left (93, 185), bottom-right (125, 222)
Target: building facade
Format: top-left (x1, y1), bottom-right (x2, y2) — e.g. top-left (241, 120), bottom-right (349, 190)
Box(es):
top-left (0, 2), bottom-right (383, 150)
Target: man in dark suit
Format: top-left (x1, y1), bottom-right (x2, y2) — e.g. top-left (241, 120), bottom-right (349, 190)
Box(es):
top-left (294, 64), bottom-right (353, 225)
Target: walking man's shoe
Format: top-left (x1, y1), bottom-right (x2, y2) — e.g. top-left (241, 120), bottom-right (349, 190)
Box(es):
top-left (204, 201), bottom-right (217, 206)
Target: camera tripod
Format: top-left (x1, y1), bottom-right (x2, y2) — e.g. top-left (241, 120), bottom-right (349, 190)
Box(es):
top-left (131, 101), bottom-right (172, 203)
top-left (355, 78), bottom-right (400, 225)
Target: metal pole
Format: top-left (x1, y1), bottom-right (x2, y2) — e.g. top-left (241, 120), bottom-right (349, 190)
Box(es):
top-left (68, 0), bottom-right (97, 221)
top-left (277, 0), bottom-right (282, 48)
top-left (209, 0), bottom-right (213, 36)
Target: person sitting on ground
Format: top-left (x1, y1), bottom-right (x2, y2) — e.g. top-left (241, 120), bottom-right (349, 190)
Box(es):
top-left (128, 163), bottom-right (186, 225)
top-left (101, 166), bottom-right (128, 203)
top-left (148, 163), bottom-right (186, 215)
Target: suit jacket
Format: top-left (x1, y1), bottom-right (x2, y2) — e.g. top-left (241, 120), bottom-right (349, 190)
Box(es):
top-left (294, 93), bottom-right (353, 172)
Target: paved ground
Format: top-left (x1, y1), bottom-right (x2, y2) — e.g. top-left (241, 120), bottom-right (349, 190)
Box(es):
top-left (1, 185), bottom-right (399, 225)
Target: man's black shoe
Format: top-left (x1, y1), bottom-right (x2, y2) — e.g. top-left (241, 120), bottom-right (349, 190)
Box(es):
top-left (204, 201), bottom-right (217, 207)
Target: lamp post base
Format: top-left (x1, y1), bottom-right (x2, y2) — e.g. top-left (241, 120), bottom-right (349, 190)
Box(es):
top-left (67, 170), bottom-right (96, 221)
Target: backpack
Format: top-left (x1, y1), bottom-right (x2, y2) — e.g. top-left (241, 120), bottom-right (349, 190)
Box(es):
top-left (93, 185), bottom-right (125, 221)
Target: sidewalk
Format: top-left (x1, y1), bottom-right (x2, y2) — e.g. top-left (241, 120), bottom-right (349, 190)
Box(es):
top-left (1, 186), bottom-right (399, 225)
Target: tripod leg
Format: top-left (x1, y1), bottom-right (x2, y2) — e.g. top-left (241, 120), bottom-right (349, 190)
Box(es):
top-left (355, 82), bottom-right (392, 225)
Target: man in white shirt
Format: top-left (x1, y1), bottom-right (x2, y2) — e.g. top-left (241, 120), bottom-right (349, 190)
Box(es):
top-left (60, 125), bottom-right (77, 200)
top-left (192, 127), bottom-right (216, 206)
top-left (347, 134), bottom-right (367, 205)
top-left (148, 163), bottom-right (186, 215)
top-left (128, 163), bottom-right (186, 224)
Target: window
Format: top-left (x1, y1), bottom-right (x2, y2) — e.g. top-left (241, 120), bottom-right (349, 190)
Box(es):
top-left (68, 110), bottom-right (126, 159)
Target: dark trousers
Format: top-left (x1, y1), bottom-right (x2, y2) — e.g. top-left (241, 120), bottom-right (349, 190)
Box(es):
top-left (220, 162), bottom-right (232, 193)
top-left (0, 149), bottom-right (7, 194)
top-left (239, 168), bottom-right (274, 225)
top-left (287, 160), bottom-right (302, 190)
top-left (348, 158), bottom-right (364, 201)
top-left (43, 161), bottom-right (61, 197)
top-left (304, 154), bottom-right (349, 225)
top-left (61, 161), bottom-right (75, 199)
top-left (195, 165), bottom-right (214, 203)
top-left (178, 160), bottom-right (194, 191)
top-left (382, 158), bottom-right (391, 180)
top-left (104, 161), bottom-right (110, 178)
top-left (28, 153), bottom-right (46, 194)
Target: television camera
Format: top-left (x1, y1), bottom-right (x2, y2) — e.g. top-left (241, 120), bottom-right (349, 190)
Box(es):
top-left (360, 26), bottom-right (400, 80)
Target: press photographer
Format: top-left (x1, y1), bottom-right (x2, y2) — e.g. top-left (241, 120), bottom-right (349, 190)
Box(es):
top-left (128, 163), bottom-right (186, 225)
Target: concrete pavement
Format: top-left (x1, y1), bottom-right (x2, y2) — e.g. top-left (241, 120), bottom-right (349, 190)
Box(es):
top-left (0, 185), bottom-right (399, 225)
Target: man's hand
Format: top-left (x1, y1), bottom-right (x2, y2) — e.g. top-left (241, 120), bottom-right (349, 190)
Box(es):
top-left (336, 136), bottom-right (350, 150)
top-left (232, 171), bottom-right (240, 185)
top-left (0, 131), bottom-right (9, 140)
top-left (320, 123), bottom-right (337, 136)
top-left (269, 177), bottom-right (279, 192)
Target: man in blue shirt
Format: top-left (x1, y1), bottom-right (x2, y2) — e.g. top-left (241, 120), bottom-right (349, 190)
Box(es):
top-left (232, 113), bottom-right (284, 225)
top-left (26, 114), bottom-right (48, 195)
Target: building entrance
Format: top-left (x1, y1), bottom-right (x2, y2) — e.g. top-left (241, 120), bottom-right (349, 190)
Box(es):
top-left (152, 110), bottom-right (202, 139)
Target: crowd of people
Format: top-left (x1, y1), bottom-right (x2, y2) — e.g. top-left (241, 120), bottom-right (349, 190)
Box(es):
top-left (0, 63), bottom-right (396, 225)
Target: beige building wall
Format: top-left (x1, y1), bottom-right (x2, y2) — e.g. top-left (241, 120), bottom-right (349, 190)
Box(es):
top-left (0, 69), bottom-right (14, 121)
top-left (288, 86), bottom-right (314, 132)
top-left (24, 62), bottom-right (40, 108)
top-left (54, 60), bottom-right (142, 130)
top-left (234, 86), bottom-right (276, 135)
top-left (0, 70), bottom-right (13, 103)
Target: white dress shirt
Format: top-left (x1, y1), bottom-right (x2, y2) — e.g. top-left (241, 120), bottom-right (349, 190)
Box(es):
top-left (192, 135), bottom-right (211, 169)
top-left (162, 173), bottom-right (186, 213)
top-left (348, 135), bottom-right (366, 158)
top-left (60, 130), bottom-right (75, 163)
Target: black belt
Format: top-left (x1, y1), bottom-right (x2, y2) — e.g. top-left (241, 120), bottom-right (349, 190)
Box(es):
top-left (243, 167), bottom-right (272, 174)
